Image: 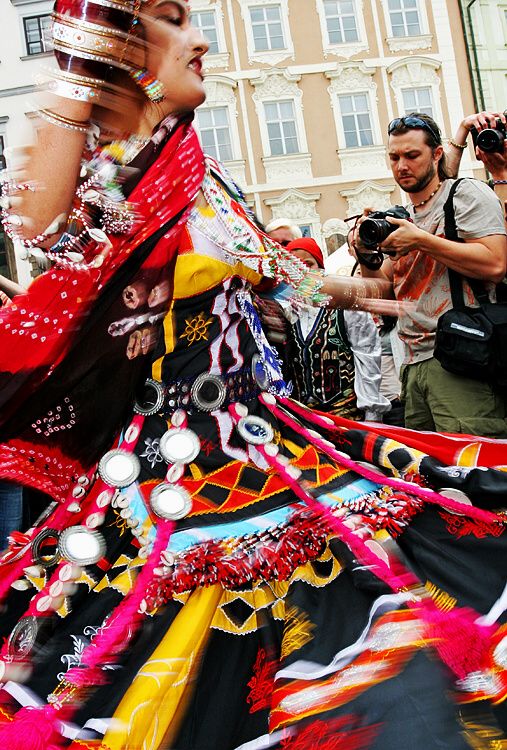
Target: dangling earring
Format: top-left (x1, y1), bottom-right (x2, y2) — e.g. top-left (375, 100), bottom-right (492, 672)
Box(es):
top-left (130, 67), bottom-right (165, 103)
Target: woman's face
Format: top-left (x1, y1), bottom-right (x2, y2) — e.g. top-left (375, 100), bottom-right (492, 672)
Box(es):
top-left (141, 1), bottom-right (209, 115)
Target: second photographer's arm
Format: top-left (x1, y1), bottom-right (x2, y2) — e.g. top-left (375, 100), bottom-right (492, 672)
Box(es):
top-left (379, 217), bottom-right (506, 283)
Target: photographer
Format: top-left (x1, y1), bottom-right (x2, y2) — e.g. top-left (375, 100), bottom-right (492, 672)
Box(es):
top-left (355, 113), bottom-right (507, 436)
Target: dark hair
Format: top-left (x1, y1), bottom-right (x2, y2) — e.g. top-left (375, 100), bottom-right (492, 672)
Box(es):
top-left (388, 112), bottom-right (451, 181)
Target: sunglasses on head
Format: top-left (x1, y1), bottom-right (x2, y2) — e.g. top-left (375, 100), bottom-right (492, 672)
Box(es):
top-left (388, 116), bottom-right (441, 143)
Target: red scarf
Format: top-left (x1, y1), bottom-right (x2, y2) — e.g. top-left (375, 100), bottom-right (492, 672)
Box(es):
top-left (0, 122), bottom-right (205, 501)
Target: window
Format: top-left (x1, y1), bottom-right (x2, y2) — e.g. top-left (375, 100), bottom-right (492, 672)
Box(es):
top-left (0, 136), bottom-right (5, 172)
top-left (339, 93), bottom-right (373, 148)
top-left (388, 0), bottom-right (421, 37)
top-left (323, 0), bottom-right (359, 44)
top-left (250, 5), bottom-right (285, 51)
top-left (196, 106), bottom-right (233, 161)
top-left (264, 100), bottom-right (299, 156)
top-left (191, 10), bottom-right (220, 54)
top-left (23, 13), bottom-right (52, 55)
top-left (402, 87), bottom-right (433, 117)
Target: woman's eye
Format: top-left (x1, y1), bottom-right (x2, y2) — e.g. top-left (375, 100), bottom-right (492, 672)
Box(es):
top-left (156, 13), bottom-right (183, 25)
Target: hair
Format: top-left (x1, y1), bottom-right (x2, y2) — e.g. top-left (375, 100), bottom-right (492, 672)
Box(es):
top-left (264, 218), bottom-right (303, 239)
top-left (389, 112), bottom-right (451, 181)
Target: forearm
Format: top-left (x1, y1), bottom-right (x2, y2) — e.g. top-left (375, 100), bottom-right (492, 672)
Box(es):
top-left (0, 275), bottom-right (25, 299)
top-left (445, 121), bottom-right (471, 178)
top-left (10, 100), bottom-right (92, 242)
top-left (417, 234), bottom-right (506, 282)
top-left (321, 273), bottom-right (394, 309)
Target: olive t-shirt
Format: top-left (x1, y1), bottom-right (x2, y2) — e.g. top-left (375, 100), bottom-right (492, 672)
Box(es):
top-left (392, 178), bottom-right (506, 365)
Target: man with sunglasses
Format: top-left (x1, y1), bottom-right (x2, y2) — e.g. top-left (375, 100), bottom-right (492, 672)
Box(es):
top-left (355, 112), bottom-right (507, 437)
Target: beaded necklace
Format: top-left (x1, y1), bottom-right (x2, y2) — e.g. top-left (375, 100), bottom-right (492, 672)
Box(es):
top-left (411, 181), bottom-right (442, 210)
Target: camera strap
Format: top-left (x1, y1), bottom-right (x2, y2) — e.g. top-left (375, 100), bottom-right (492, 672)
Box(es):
top-left (443, 178), bottom-right (490, 310)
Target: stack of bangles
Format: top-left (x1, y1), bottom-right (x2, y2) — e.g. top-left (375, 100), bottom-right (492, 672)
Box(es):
top-left (44, 0), bottom-right (144, 105)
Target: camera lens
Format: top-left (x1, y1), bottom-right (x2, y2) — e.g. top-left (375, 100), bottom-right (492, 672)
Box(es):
top-left (359, 218), bottom-right (389, 248)
top-left (476, 128), bottom-right (505, 153)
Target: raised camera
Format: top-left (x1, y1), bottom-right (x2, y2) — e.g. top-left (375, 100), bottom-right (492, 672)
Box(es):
top-left (359, 205), bottom-right (410, 249)
top-left (471, 119), bottom-right (506, 154)
top-left (356, 205), bottom-right (410, 270)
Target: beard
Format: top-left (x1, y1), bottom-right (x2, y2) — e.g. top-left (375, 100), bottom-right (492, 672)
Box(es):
top-left (400, 163), bottom-right (437, 193)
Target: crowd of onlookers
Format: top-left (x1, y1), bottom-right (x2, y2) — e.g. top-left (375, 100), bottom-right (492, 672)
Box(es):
top-left (0, 107), bottom-right (506, 549)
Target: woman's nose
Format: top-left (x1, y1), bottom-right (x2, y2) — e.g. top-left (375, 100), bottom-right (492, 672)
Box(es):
top-left (189, 26), bottom-right (209, 55)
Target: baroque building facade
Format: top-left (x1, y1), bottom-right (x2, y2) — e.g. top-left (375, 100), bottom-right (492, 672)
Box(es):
top-left (0, 0), bottom-right (487, 278)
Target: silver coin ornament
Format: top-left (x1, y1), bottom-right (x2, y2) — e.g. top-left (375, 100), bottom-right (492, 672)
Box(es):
top-left (159, 428), bottom-right (200, 465)
top-left (237, 415), bottom-right (274, 445)
top-left (150, 483), bottom-right (193, 520)
top-left (32, 528), bottom-right (61, 569)
top-left (98, 449), bottom-right (141, 488)
top-left (190, 372), bottom-right (226, 411)
top-left (134, 378), bottom-right (165, 416)
top-left (7, 616), bottom-right (39, 659)
top-left (58, 526), bottom-right (106, 565)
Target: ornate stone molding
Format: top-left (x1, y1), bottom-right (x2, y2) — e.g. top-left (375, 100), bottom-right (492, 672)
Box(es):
top-left (203, 52), bottom-right (230, 70)
top-left (223, 159), bottom-right (247, 191)
top-left (265, 188), bottom-right (322, 246)
top-left (251, 68), bottom-right (302, 101)
top-left (387, 56), bottom-right (440, 88)
top-left (339, 145), bottom-right (387, 177)
top-left (265, 188), bottom-right (321, 222)
top-left (262, 153), bottom-right (313, 184)
top-left (203, 74), bottom-right (237, 105)
top-left (339, 181), bottom-right (395, 216)
top-left (326, 62), bottom-right (376, 96)
top-left (322, 218), bottom-right (348, 239)
top-left (386, 34), bottom-right (433, 53)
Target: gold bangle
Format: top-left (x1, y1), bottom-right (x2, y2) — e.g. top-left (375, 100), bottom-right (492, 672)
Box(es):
top-left (38, 108), bottom-right (90, 133)
top-left (449, 138), bottom-right (467, 150)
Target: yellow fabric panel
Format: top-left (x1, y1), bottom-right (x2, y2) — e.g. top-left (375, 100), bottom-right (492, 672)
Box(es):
top-left (172, 253), bottom-right (263, 300)
top-left (103, 584), bottom-right (222, 750)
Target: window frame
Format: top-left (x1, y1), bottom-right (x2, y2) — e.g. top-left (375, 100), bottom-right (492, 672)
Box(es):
top-left (381, 0), bottom-right (431, 52)
top-left (238, 0), bottom-right (294, 65)
top-left (263, 99), bottom-right (301, 157)
top-left (387, 0), bottom-right (422, 38)
top-left (337, 92), bottom-right (375, 149)
top-left (22, 12), bottom-right (52, 56)
top-left (190, 8), bottom-right (222, 55)
top-left (195, 75), bottom-right (242, 167)
top-left (388, 57), bottom-right (443, 131)
top-left (315, 0), bottom-right (368, 60)
top-left (401, 85), bottom-right (434, 117)
top-left (195, 105), bottom-right (234, 162)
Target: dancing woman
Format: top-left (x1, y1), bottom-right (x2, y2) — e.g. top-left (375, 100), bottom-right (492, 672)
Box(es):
top-left (0, 2), bottom-right (506, 748)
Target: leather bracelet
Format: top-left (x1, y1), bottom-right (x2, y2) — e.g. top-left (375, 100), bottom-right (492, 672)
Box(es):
top-left (449, 138), bottom-right (467, 150)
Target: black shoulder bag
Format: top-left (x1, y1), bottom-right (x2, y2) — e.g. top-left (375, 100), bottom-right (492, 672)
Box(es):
top-left (433, 178), bottom-right (507, 390)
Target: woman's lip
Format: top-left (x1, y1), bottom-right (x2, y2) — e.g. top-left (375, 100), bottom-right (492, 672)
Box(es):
top-left (187, 58), bottom-right (203, 77)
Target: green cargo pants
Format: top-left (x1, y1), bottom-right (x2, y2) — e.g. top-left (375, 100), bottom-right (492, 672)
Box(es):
top-left (401, 356), bottom-right (507, 437)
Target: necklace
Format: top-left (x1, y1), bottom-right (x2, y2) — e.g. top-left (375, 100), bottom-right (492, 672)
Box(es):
top-left (412, 182), bottom-right (442, 209)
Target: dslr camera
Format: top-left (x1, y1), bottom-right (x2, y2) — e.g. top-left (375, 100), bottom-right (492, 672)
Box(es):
top-left (356, 205), bottom-right (410, 269)
top-left (471, 119), bottom-right (507, 154)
